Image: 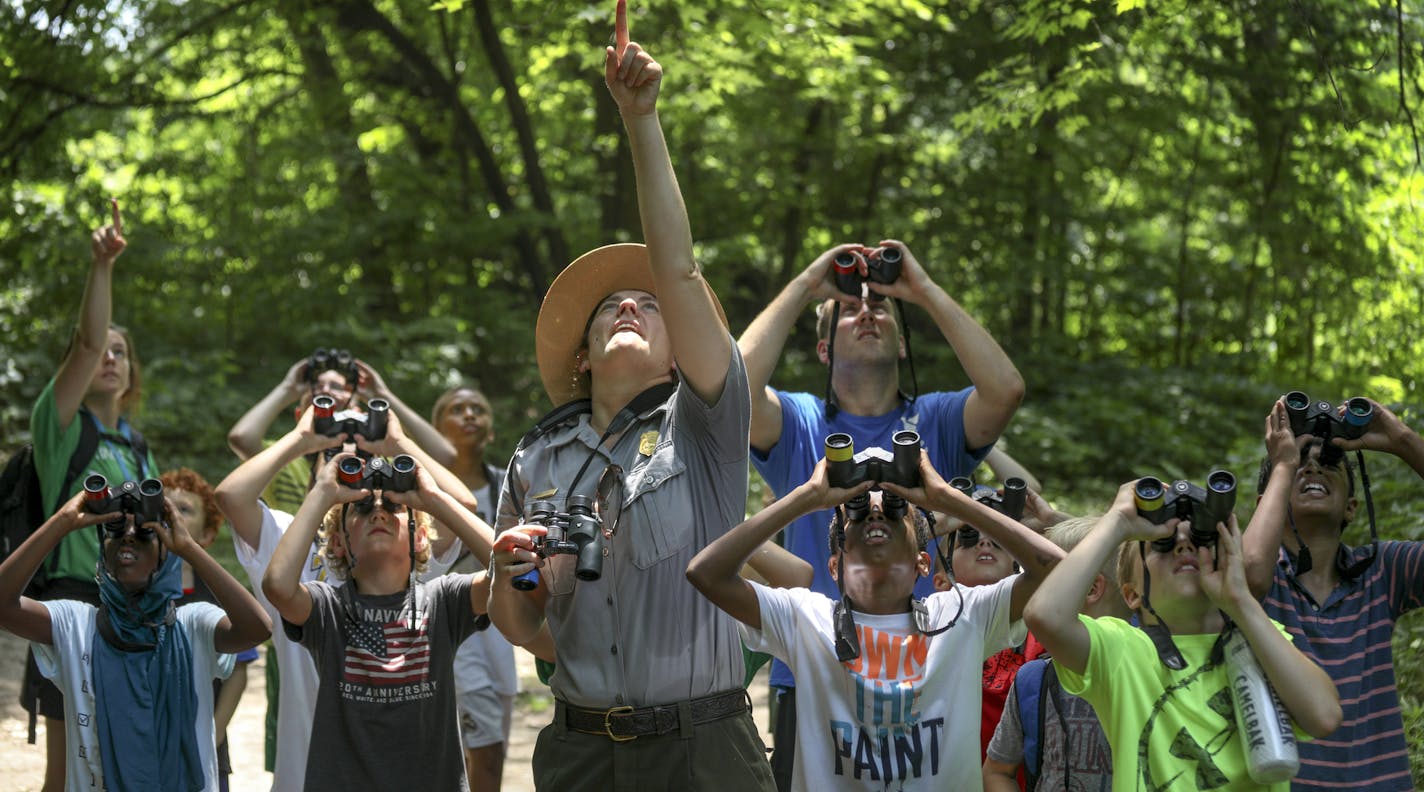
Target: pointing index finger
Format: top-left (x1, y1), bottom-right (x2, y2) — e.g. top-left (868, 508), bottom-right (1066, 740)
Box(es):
top-left (109, 198), bottom-right (122, 234)
top-left (615, 0), bottom-right (629, 60)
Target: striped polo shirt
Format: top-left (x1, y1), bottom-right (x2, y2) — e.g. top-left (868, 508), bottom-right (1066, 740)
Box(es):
top-left (1262, 540), bottom-right (1424, 791)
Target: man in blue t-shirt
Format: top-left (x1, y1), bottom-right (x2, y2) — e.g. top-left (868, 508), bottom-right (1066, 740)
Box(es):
top-left (738, 239), bottom-right (1024, 790)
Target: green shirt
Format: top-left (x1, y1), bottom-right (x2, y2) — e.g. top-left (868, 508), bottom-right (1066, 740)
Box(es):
top-left (31, 377), bottom-right (159, 584)
top-left (1055, 615), bottom-right (1299, 792)
top-left (261, 448), bottom-right (311, 517)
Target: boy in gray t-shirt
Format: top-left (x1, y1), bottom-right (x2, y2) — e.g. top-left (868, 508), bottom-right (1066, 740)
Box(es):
top-left (295, 573), bottom-right (477, 791)
top-left (262, 412), bottom-right (538, 790)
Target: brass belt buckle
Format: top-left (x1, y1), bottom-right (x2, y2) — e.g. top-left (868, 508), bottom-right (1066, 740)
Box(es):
top-left (603, 705), bottom-right (636, 742)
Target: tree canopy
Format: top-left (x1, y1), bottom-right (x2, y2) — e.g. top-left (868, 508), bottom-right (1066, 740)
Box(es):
top-left (3, 0), bottom-right (1424, 782)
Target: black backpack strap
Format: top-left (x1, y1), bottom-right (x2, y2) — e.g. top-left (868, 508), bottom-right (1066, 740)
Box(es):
top-left (126, 426), bottom-right (150, 480)
top-left (56, 416), bottom-right (102, 515)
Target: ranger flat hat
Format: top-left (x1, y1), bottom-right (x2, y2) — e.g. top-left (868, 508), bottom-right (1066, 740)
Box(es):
top-left (535, 243), bottom-right (726, 406)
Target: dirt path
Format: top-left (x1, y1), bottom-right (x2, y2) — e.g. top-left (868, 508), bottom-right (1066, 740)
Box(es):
top-left (0, 628), bottom-right (773, 790)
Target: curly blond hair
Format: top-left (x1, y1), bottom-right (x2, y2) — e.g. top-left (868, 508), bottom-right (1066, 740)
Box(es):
top-left (317, 502), bottom-right (437, 580)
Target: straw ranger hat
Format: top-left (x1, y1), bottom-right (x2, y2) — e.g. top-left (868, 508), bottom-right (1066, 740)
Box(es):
top-left (535, 243), bottom-right (726, 407)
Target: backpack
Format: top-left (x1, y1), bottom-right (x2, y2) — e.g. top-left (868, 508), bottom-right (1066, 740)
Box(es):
top-left (0, 416), bottom-right (149, 595)
top-left (1017, 656), bottom-right (1069, 792)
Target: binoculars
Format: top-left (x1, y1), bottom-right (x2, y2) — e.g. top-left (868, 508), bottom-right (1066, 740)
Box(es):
top-left (825, 431), bottom-right (921, 490)
top-left (1283, 391), bottom-right (1372, 465)
top-left (313, 394), bottom-right (389, 441)
top-left (337, 455), bottom-right (416, 492)
top-left (511, 496), bottom-right (604, 591)
top-left (949, 476), bottom-right (1028, 521)
top-left (307, 347), bottom-right (358, 384)
top-left (1134, 471), bottom-right (1237, 550)
top-left (84, 474), bottom-right (165, 536)
top-left (832, 245), bottom-right (902, 298)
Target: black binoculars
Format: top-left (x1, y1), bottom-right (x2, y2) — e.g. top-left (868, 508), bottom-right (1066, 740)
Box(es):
top-left (1284, 391), bottom-right (1372, 465)
top-left (84, 474), bottom-right (165, 536)
top-left (832, 245), bottom-right (902, 298)
top-left (313, 394), bottom-right (389, 441)
top-left (825, 431), bottom-right (921, 490)
top-left (307, 347), bottom-right (358, 384)
top-left (337, 455), bottom-right (416, 492)
top-left (511, 496), bottom-right (604, 590)
top-left (1134, 471), bottom-right (1236, 551)
top-left (948, 476), bottom-right (1028, 522)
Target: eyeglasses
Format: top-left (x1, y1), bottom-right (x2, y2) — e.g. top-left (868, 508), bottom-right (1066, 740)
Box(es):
top-left (351, 496), bottom-right (402, 517)
top-left (596, 464), bottom-right (625, 537)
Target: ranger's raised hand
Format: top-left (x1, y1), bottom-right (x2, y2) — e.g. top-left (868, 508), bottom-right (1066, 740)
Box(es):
top-left (604, 0), bottom-right (661, 117)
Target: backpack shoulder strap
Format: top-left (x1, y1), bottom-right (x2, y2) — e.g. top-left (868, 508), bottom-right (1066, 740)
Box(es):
top-left (1017, 657), bottom-right (1050, 791)
top-left (126, 425), bottom-right (150, 480)
top-left (57, 416), bottom-right (102, 514)
top-left (1042, 659), bottom-right (1070, 753)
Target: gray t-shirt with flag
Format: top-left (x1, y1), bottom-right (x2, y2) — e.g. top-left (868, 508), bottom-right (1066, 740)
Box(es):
top-left (286, 574), bottom-right (478, 791)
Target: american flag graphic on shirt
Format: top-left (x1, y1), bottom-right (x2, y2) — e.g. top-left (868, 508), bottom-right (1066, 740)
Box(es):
top-left (343, 612), bottom-right (431, 686)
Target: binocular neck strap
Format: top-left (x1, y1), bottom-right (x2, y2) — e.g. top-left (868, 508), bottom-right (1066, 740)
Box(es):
top-left (830, 517), bottom-right (860, 661)
top-left (913, 589), bottom-right (963, 637)
top-left (339, 503), bottom-right (360, 573)
top-left (824, 303), bottom-right (842, 420)
top-left (1343, 449), bottom-right (1379, 579)
top-left (833, 593), bottom-right (861, 663)
top-left (896, 297), bottom-right (918, 405)
top-left (568, 382), bottom-right (676, 495)
top-left (1136, 541), bottom-right (1187, 670)
top-left (1285, 507), bottom-right (1314, 576)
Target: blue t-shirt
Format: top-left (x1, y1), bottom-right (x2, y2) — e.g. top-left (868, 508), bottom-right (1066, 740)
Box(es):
top-left (752, 388), bottom-right (990, 689)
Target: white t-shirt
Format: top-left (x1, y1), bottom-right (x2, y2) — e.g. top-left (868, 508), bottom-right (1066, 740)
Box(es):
top-left (33, 600), bottom-right (234, 792)
top-left (741, 576), bottom-right (1024, 792)
top-left (450, 550), bottom-right (517, 697)
top-left (235, 502), bottom-right (461, 792)
top-left (235, 505), bottom-right (327, 792)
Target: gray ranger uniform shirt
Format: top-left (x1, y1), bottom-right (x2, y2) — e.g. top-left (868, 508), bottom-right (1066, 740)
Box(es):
top-left (497, 341), bottom-right (751, 708)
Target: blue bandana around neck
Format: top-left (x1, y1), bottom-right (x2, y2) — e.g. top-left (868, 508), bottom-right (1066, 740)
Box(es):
top-left (92, 549), bottom-right (205, 791)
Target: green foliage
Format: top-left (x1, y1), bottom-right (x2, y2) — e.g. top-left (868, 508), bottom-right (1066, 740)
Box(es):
top-left (3, 1), bottom-right (1424, 777)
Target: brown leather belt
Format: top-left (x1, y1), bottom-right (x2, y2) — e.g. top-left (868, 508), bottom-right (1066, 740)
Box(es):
top-left (561, 689), bottom-right (751, 741)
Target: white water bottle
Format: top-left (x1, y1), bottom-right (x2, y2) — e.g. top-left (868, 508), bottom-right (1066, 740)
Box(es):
top-left (1224, 630), bottom-right (1299, 783)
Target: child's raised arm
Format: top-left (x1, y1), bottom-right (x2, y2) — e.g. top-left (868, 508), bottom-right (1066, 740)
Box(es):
top-left (883, 453), bottom-right (1065, 620)
top-left (155, 505), bottom-right (270, 653)
top-left (0, 493), bottom-right (119, 644)
top-left (742, 540), bottom-right (813, 590)
top-left (1200, 517), bottom-right (1342, 738)
top-left (1241, 399), bottom-right (1302, 599)
top-left (384, 462), bottom-right (496, 574)
top-left (215, 405), bottom-right (342, 552)
top-left (262, 453), bottom-right (364, 626)
top-left (1022, 481), bottom-right (1166, 675)
top-left (686, 460), bottom-right (870, 629)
